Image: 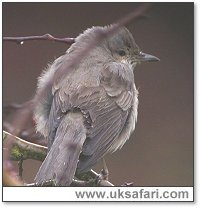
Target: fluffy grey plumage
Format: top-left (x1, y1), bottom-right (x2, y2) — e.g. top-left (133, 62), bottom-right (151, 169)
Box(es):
top-left (34, 25), bottom-right (159, 186)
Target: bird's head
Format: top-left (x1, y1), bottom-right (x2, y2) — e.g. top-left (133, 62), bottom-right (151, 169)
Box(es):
top-left (105, 26), bottom-right (160, 67)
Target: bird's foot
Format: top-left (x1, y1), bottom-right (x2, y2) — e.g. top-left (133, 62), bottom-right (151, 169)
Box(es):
top-left (95, 158), bottom-right (109, 185)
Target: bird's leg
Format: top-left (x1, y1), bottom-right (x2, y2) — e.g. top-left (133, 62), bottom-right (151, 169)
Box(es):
top-left (96, 158), bottom-right (109, 185)
top-left (102, 158), bottom-right (109, 180)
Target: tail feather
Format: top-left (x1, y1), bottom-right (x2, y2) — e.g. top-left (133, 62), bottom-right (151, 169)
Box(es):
top-left (35, 112), bottom-right (86, 186)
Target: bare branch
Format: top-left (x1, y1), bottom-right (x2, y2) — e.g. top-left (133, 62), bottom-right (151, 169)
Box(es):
top-left (112, 3), bottom-right (151, 27)
top-left (26, 178), bottom-right (112, 187)
top-left (3, 130), bottom-right (47, 161)
top-left (3, 130), bottom-right (114, 186)
top-left (87, 170), bottom-right (114, 186)
top-left (26, 180), bottom-right (56, 187)
top-left (3, 34), bottom-right (75, 45)
top-left (3, 4), bottom-right (150, 48)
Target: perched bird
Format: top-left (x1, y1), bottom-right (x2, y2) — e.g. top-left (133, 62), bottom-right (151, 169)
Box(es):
top-left (34, 25), bottom-right (159, 186)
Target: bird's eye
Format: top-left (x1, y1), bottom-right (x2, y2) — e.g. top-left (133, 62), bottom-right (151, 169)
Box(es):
top-left (118, 50), bottom-right (126, 56)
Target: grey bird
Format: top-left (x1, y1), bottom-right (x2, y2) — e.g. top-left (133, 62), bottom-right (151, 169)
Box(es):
top-left (34, 25), bottom-right (159, 186)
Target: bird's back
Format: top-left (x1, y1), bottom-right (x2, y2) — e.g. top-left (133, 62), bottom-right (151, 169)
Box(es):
top-left (34, 27), bottom-right (139, 173)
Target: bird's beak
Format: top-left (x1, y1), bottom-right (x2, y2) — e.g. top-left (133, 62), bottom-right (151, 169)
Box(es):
top-left (137, 52), bottom-right (160, 62)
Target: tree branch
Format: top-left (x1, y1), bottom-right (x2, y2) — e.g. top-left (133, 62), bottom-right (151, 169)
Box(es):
top-left (3, 34), bottom-right (75, 45)
top-left (3, 130), bottom-right (114, 186)
top-left (3, 130), bottom-right (47, 161)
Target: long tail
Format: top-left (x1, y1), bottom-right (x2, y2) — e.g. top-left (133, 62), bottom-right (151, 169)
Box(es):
top-left (35, 112), bottom-right (86, 186)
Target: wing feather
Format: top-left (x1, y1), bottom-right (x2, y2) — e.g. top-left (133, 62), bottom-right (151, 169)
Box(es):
top-left (43, 60), bottom-right (135, 173)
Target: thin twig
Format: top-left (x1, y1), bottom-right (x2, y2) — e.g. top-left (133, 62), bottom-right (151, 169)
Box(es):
top-left (3, 130), bottom-right (47, 153)
top-left (27, 179), bottom-right (93, 187)
top-left (26, 179), bottom-right (56, 187)
top-left (3, 130), bottom-right (47, 161)
top-left (18, 159), bottom-right (23, 179)
top-left (27, 178), bottom-right (113, 187)
top-left (87, 170), bottom-right (114, 186)
top-left (3, 34), bottom-right (75, 45)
